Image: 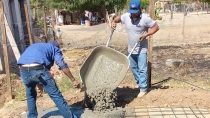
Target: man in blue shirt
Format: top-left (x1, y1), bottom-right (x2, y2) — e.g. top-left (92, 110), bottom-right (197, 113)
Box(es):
top-left (17, 40), bottom-right (80, 118)
top-left (111, 0), bottom-right (159, 97)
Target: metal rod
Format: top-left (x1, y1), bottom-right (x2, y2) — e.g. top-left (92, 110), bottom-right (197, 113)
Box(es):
top-left (127, 42), bottom-right (139, 58)
top-left (106, 29), bottom-right (115, 47)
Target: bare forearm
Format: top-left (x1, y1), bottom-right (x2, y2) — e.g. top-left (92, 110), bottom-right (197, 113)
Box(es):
top-left (61, 67), bottom-right (80, 88)
top-left (62, 68), bottom-right (75, 82)
top-left (112, 15), bottom-right (121, 23)
top-left (146, 23), bottom-right (159, 37)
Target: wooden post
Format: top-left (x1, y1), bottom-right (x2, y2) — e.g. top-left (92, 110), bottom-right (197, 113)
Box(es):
top-left (42, 6), bottom-right (48, 42)
top-left (24, 4), bottom-right (33, 45)
top-left (148, 0), bottom-right (155, 88)
top-left (0, 2), bottom-right (12, 100)
top-left (50, 8), bottom-right (56, 41)
top-left (50, 8), bottom-right (55, 28)
top-left (171, 3), bottom-right (173, 19)
top-left (106, 10), bottom-right (111, 28)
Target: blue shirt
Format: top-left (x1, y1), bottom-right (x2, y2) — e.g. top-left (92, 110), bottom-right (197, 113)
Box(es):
top-left (17, 43), bottom-right (68, 70)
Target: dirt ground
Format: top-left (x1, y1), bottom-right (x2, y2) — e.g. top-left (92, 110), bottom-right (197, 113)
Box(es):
top-left (1, 12), bottom-right (210, 118)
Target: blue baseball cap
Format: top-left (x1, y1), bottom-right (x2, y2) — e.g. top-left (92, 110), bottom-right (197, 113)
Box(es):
top-left (128, 0), bottom-right (141, 14)
top-left (48, 40), bottom-right (60, 48)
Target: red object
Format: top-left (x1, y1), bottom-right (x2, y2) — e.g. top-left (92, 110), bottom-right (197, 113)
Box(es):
top-left (50, 71), bottom-right (54, 76)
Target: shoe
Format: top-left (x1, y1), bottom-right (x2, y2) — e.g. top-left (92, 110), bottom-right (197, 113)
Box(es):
top-left (137, 91), bottom-right (147, 98)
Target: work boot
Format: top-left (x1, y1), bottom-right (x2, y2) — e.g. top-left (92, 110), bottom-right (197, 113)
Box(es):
top-left (137, 91), bottom-right (147, 98)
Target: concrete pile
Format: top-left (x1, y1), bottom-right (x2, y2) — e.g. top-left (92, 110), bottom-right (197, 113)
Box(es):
top-left (81, 88), bottom-right (127, 118)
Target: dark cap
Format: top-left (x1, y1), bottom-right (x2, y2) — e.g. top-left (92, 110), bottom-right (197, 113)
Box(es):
top-left (48, 40), bottom-right (60, 48)
top-left (128, 0), bottom-right (141, 14)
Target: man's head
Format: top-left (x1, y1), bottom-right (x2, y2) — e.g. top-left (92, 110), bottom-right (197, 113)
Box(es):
top-left (48, 40), bottom-right (60, 48)
top-left (128, 0), bottom-right (141, 18)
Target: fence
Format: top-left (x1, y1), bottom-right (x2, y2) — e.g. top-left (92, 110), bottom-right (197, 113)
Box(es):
top-left (0, 2), bottom-right (35, 102)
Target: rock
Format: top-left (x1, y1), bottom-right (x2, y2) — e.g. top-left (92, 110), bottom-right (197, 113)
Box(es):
top-left (164, 104), bottom-right (168, 107)
top-left (20, 111), bottom-right (27, 115)
top-left (178, 99), bottom-right (183, 102)
top-left (166, 59), bottom-right (185, 68)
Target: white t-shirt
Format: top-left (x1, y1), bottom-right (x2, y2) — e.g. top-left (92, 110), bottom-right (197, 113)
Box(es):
top-left (121, 13), bottom-right (156, 54)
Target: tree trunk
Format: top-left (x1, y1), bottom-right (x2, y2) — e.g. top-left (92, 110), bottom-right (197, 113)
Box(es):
top-left (171, 4), bottom-right (173, 19)
top-left (70, 13), bottom-right (73, 23)
top-left (101, 5), bottom-right (106, 22)
top-left (36, 8), bottom-right (40, 20)
top-left (32, 8), bottom-right (36, 20)
top-left (50, 8), bottom-right (56, 27)
top-left (115, 7), bottom-right (117, 15)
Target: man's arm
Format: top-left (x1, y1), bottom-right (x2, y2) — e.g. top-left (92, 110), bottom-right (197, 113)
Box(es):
top-left (62, 68), bottom-right (80, 88)
top-left (111, 15), bottom-right (121, 29)
top-left (53, 47), bottom-right (80, 88)
top-left (147, 23), bottom-right (159, 36)
top-left (140, 23), bottom-right (159, 41)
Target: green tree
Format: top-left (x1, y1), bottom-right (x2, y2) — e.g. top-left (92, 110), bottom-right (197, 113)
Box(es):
top-left (172, 0), bottom-right (192, 3)
top-left (141, 0), bottom-right (149, 10)
top-left (30, 0), bottom-right (45, 20)
top-left (47, 0), bottom-right (128, 22)
top-left (201, 0), bottom-right (210, 4)
top-left (50, 0), bottom-right (127, 12)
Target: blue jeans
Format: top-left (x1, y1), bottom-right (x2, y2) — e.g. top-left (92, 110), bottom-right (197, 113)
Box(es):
top-left (20, 67), bottom-right (77, 118)
top-left (129, 53), bottom-right (148, 92)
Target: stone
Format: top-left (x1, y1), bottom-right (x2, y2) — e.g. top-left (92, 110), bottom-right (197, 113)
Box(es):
top-left (166, 59), bottom-right (185, 68)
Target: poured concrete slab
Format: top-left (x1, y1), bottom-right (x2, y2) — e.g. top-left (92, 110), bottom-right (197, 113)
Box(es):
top-left (21, 106), bottom-right (210, 118)
top-left (21, 107), bottom-right (84, 118)
top-left (125, 107), bottom-right (210, 118)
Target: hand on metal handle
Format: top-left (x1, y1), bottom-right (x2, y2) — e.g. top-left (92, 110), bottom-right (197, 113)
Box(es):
top-left (139, 33), bottom-right (147, 42)
top-left (111, 21), bottom-right (116, 29)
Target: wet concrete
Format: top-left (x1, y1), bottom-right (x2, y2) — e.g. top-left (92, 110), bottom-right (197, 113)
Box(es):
top-left (81, 107), bottom-right (135, 118)
top-left (77, 46), bottom-right (135, 118)
top-left (85, 55), bottom-right (123, 93)
top-left (79, 46), bottom-right (133, 117)
top-left (80, 87), bottom-right (135, 118)
top-left (82, 87), bottom-right (134, 117)
top-left (80, 46), bottom-right (130, 93)
top-left (87, 88), bottom-right (117, 111)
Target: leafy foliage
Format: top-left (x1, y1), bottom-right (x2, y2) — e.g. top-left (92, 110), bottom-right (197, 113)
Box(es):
top-left (141, 0), bottom-right (149, 10)
top-left (201, 0), bottom-right (210, 4)
top-left (31, 0), bottom-right (151, 13)
top-left (172, 0), bottom-right (186, 3)
top-left (49, 0), bottom-right (127, 12)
